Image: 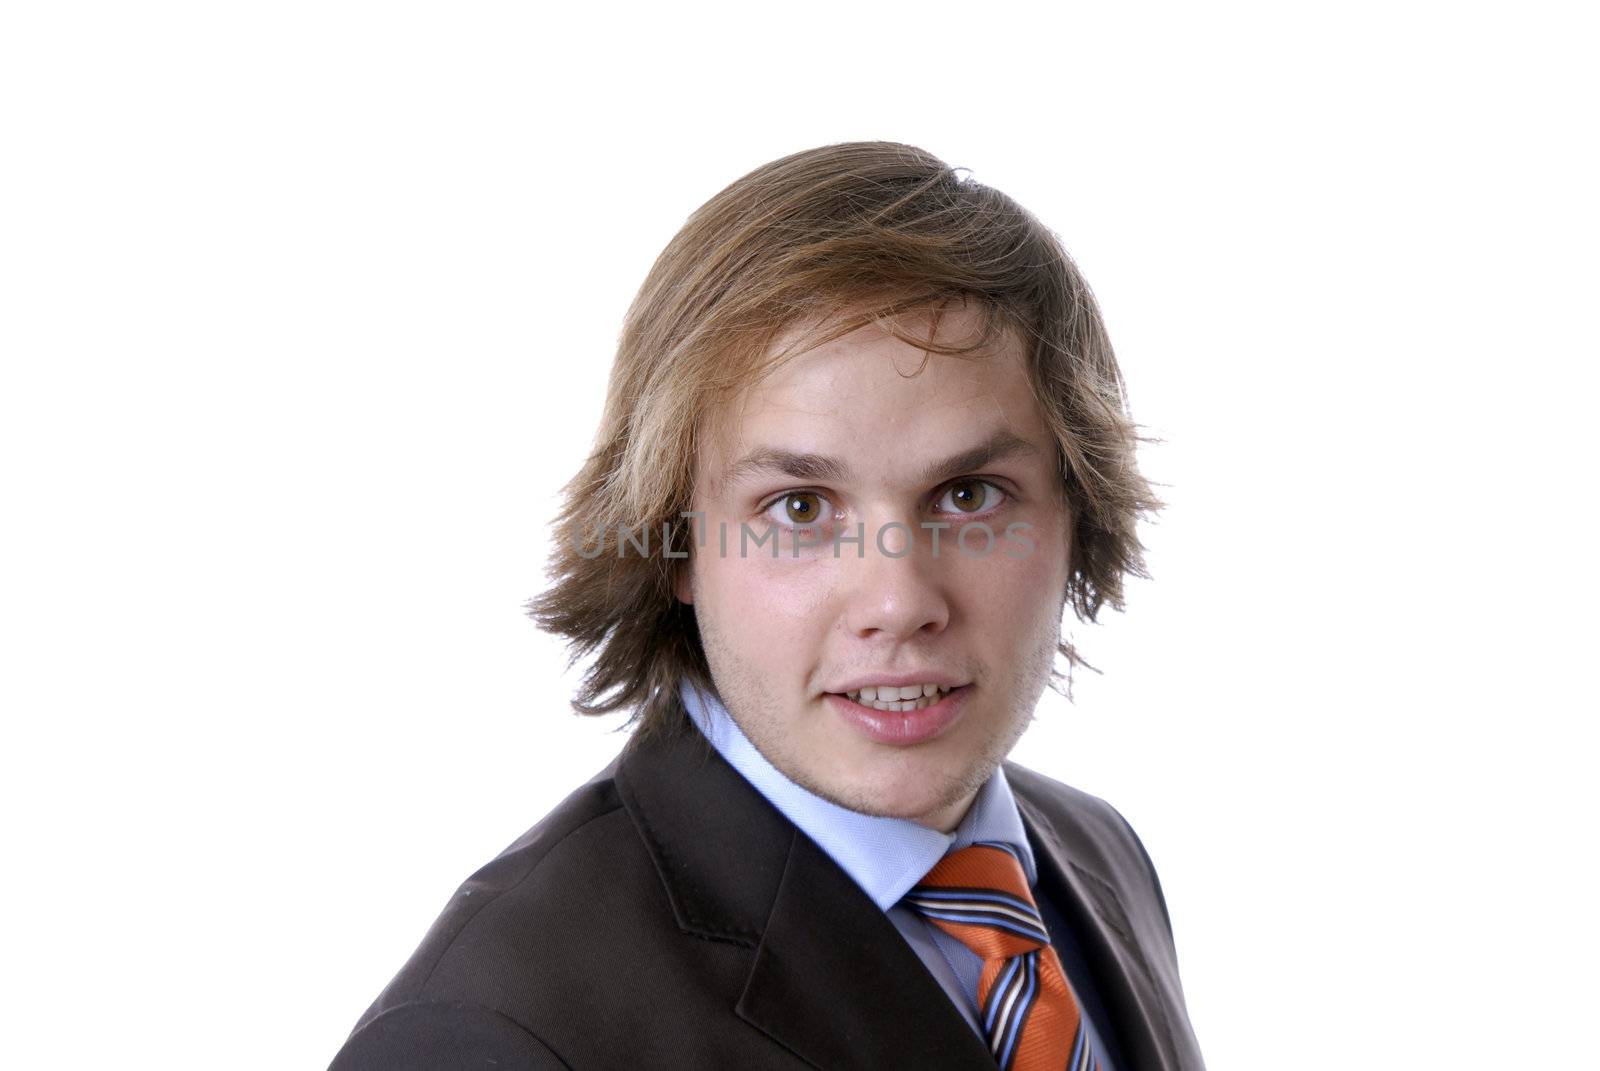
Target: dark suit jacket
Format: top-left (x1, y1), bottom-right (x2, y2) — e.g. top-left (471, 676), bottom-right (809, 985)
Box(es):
top-left (330, 720), bottom-right (1206, 1070)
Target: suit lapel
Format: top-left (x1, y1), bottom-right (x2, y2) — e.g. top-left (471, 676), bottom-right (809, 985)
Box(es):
top-left (737, 824), bottom-right (999, 1070)
top-left (616, 722), bottom-right (996, 1070)
top-left (1010, 782), bottom-right (1180, 1071)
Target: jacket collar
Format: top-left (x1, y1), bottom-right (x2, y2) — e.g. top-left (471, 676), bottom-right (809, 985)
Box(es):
top-left (616, 718), bottom-right (1180, 1070)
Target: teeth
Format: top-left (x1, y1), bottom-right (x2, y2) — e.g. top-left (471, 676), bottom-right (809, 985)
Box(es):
top-left (843, 683), bottom-right (956, 712)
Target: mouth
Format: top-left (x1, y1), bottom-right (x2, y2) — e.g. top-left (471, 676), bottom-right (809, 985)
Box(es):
top-left (824, 684), bottom-right (972, 747)
top-left (837, 683), bottom-right (958, 713)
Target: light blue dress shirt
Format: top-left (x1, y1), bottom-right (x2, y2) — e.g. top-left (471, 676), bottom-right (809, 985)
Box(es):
top-left (679, 679), bottom-right (1121, 1067)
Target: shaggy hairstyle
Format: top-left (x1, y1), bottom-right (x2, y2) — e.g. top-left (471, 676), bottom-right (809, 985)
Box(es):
top-left (526, 141), bottom-right (1162, 745)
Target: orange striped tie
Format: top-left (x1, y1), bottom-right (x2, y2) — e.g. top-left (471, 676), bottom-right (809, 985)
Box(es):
top-left (904, 841), bottom-right (1102, 1071)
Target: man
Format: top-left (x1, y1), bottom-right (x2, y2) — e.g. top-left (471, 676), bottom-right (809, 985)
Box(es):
top-left (331, 142), bottom-right (1205, 1070)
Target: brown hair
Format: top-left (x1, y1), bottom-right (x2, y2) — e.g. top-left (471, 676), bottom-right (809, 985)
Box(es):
top-left (526, 141), bottom-right (1161, 744)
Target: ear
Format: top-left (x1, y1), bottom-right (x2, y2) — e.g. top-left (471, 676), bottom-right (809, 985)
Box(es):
top-left (673, 563), bottom-right (694, 605)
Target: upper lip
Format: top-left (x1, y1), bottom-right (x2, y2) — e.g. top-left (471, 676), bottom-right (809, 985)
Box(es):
top-left (826, 671), bottom-right (970, 694)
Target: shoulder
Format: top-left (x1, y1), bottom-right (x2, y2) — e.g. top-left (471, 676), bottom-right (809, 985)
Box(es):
top-left (1002, 760), bottom-right (1152, 864)
top-left (335, 761), bottom-right (650, 1066)
top-left (1002, 759), bottom-right (1176, 935)
top-left (331, 1000), bottom-right (574, 1070)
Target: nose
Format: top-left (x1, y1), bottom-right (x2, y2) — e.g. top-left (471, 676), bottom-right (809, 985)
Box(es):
top-left (841, 520), bottom-right (951, 641)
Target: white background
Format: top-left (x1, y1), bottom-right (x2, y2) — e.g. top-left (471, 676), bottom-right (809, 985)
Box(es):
top-left (3, 2), bottom-right (1595, 1067)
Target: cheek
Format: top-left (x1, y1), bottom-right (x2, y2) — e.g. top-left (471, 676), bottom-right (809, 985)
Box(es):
top-left (695, 551), bottom-right (836, 665)
top-left (957, 524), bottom-right (1069, 630)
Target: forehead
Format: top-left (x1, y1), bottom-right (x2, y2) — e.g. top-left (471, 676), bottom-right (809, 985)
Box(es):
top-left (698, 307), bottom-right (1049, 490)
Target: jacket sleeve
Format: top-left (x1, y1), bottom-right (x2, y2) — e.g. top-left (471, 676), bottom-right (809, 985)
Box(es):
top-left (329, 1000), bottom-right (574, 1071)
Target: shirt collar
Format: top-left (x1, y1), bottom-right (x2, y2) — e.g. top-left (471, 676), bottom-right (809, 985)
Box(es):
top-left (679, 679), bottom-right (1037, 911)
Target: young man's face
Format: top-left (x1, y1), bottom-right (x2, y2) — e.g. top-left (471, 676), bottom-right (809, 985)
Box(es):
top-left (679, 306), bottom-right (1071, 832)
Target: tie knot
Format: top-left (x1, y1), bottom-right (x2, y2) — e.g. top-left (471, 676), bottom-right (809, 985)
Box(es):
top-left (903, 841), bottom-right (1051, 959)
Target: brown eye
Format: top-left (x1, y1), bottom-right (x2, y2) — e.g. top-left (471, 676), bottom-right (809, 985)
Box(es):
top-left (946, 480), bottom-right (989, 513)
top-left (770, 492), bottom-right (827, 527)
top-left (761, 491), bottom-right (836, 530)
top-left (937, 479), bottom-right (1006, 516)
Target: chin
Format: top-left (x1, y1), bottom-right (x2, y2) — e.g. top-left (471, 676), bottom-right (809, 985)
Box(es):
top-left (821, 764), bottom-right (969, 825)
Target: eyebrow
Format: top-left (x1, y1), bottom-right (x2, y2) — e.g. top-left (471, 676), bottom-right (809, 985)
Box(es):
top-left (717, 429), bottom-right (1041, 494)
